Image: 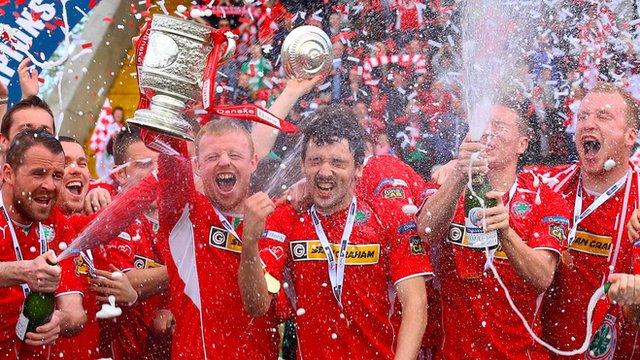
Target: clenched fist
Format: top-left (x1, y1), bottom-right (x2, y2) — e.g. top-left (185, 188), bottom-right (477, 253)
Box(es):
top-left (243, 192), bottom-right (276, 243)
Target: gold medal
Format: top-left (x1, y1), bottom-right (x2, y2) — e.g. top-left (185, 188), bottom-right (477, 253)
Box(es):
top-left (265, 272), bottom-right (281, 294)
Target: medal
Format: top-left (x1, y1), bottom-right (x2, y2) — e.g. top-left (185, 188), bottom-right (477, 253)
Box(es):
top-left (265, 272), bottom-right (280, 294)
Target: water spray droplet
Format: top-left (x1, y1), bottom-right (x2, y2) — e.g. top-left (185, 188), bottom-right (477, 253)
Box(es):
top-left (604, 159), bottom-right (616, 171)
top-left (296, 308), bottom-right (306, 316)
top-left (58, 242), bottom-right (67, 251)
top-left (402, 204), bottom-right (418, 215)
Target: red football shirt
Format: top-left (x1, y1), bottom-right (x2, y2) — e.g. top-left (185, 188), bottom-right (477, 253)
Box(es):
top-left (259, 198), bottom-right (433, 359)
top-left (421, 172), bottom-right (570, 359)
top-left (0, 206), bottom-right (91, 359)
top-left (105, 216), bottom-right (170, 360)
top-left (533, 164), bottom-right (639, 360)
top-left (156, 142), bottom-right (281, 359)
top-left (356, 155), bottom-right (442, 351)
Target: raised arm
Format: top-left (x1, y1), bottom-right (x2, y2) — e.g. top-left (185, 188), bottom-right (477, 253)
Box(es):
top-left (417, 140), bottom-right (487, 241)
top-left (253, 76), bottom-right (323, 161)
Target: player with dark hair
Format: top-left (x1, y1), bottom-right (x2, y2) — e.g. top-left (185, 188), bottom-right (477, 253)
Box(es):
top-left (239, 105), bottom-right (432, 359)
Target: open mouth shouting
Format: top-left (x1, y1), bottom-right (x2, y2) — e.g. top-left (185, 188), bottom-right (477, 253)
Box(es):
top-left (65, 180), bottom-right (84, 196)
top-left (215, 172), bottom-right (237, 193)
top-left (315, 177), bottom-right (336, 198)
top-left (581, 135), bottom-right (602, 160)
top-left (32, 193), bottom-right (54, 209)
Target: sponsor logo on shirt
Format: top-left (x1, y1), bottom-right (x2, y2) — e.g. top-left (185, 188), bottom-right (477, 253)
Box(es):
top-left (209, 226), bottom-right (242, 253)
top-left (542, 216), bottom-right (570, 226)
top-left (262, 230), bottom-right (286, 242)
top-left (569, 231), bottom-right (612, 257)
top-left (548, 224), bottom-right (566, 243)
top-left (447, 223), bottom-right (465, 245)
top-left (383, 187), bottom-right (406, 199)
top-left (289, 240), bottom-right (380, 265)
top-left (409, 235), bottom-right (425, 255)
top-left (398, 221), bottom-right (417, 235)
top-left (133, 255), bottom-right (162, 269)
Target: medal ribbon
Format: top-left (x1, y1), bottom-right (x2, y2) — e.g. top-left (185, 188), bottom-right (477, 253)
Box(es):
top-left (0, 192), bottom-right (47, 297)
top-left (568, 171), bottom-right (629, 247)
top-left (310, 197), bottom-right (357, 308)
top-left (213, 207), bottom-right (242, 243)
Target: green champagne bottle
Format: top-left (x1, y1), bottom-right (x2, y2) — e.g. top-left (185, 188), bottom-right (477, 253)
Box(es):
top-left (16, 260), bottom-right (56, 341)
top-left (464, 174), bottom-right (498, 249)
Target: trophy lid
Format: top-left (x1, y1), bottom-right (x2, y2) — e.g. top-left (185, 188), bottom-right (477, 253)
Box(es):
top-left (281, 26), bottom-right (332, 80)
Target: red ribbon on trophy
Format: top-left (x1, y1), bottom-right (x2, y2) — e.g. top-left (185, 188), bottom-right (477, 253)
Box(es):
top-left (201, 29), bottom-right (298, 133)
top-left (135, 19), bottom-right (153, 111)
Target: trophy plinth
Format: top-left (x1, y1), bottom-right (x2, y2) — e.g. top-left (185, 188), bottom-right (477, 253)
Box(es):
top-left (132, 95), bottom-right (194, 141)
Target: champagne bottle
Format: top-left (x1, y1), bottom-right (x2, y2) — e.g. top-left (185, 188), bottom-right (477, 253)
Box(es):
top-left (464, 174), bottom-right (498, 249)
top-left (16, 260), bottom-right (56, 341)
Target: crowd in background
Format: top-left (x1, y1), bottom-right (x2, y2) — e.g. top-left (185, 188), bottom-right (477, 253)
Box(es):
top-left (127, 0), bottom-right (640, 179)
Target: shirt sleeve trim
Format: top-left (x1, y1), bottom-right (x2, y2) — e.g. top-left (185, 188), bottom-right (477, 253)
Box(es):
top-left (394, 272), bottom-right (434, 286)
top-left (55, 291), bottom-right (84, 298)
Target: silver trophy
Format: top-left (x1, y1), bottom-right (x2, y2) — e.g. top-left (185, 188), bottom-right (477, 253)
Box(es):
top-left (129, 14), bottom-right (236, 141)
top-left (281, 25), bottom-right (332, 80)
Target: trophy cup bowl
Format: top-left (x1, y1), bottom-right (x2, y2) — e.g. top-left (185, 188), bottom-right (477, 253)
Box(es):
top-left (129, 14), bottom-right (234, 141)
top-left (281, 25), bottom-right (333, 80)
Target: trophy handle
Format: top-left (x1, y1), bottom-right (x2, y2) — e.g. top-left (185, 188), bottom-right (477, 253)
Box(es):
top-left (220, 32), bottom-right (237, 64)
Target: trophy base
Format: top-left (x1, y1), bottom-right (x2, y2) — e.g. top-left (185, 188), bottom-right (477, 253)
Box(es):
top-left (129, 111), bottom-right (194, 142)
top-left (128, 95), bottom-right (195, 142)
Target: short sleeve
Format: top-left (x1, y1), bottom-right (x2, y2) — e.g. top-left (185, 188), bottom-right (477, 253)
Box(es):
top-left (525, 187), bottom-right (570, 254)
top-left (417, 181), bottom-right (441, 213)
top-left (257, 205), bottom-right (292, 282)
top-left (380, 207), bottom-right (434, 285)
top-left (56, 257), bottom-right (84, 297)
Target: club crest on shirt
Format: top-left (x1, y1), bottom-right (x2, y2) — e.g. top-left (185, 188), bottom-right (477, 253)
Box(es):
top-left (586, 314), bottom-right (617, 360)
top-left (382, 187), bottom-right (406, 199)
top-left (409, 235), bottom-right (425, 255)
top-left (133, 255), bottom-right (162, 269)
top-left (40, 225), bottom-right (55, 243)
top-left (510, 201), bottom-right (531, 219)
top-left (209, 226), bottom-right (242, 253)
top-left (355, 209), bottom-right (370, 225)
top-left (74, 255), bottom-right (90, 276)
